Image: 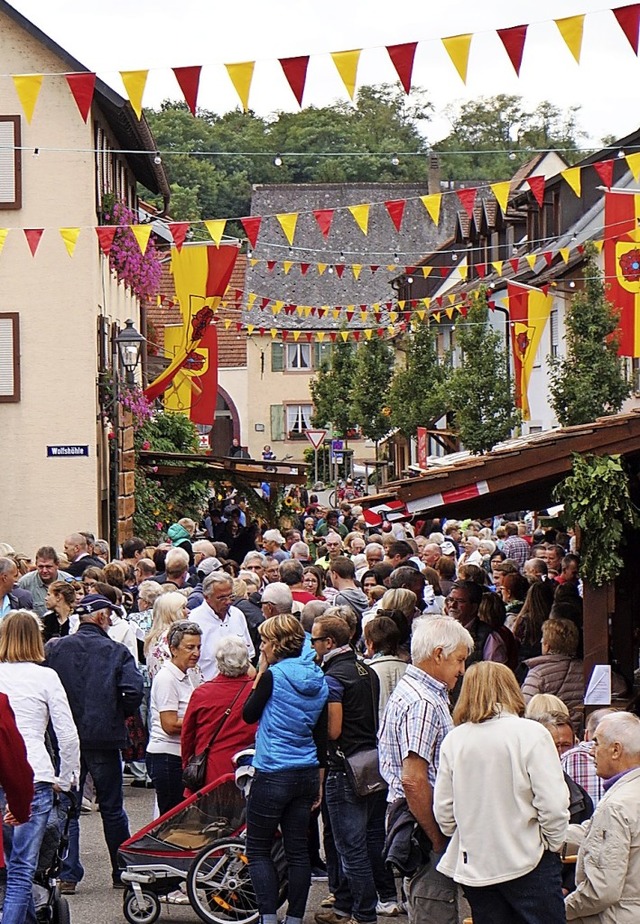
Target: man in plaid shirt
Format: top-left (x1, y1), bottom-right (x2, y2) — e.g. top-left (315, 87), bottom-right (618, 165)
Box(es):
top-left (378, 616), bottom-right (472, 924)
top-left (561, 707), bottom-right (616, 807)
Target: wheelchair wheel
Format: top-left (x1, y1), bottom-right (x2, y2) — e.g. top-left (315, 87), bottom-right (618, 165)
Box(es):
top-left (122, 888), bottom-right (161, 924)
top-left (187, 837), bottom-right (259, 924)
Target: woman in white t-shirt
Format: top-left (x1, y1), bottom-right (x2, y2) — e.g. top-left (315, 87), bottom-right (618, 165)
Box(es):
top-left (146, 620), bottom-right (202, 816)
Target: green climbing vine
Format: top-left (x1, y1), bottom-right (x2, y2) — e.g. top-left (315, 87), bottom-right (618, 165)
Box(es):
top-left (553, 453), bottom-right (640, 587)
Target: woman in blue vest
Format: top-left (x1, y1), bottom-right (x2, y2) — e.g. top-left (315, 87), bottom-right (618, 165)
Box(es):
top-left (243, 614), bottom-right (328, 924)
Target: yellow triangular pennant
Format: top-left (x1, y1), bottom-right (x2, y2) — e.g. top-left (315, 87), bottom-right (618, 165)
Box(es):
top-left (317, 331), bottom-right (326, 342)
top-left (421, 266), bottom-right (433, 278)
top-left (250, 258), bottom-right (259, 267)
top-left (397, 300), bottom-right (406, 310)
top-left (448, 294), bottom-right (456, 305)
top-left (0, 229), bottom-right (9, 255)
top-left (270, 328), bottom-right (277, 338)
top-left (389, 311), bottom-right (398, 323)
top-left (204, 220), bottom-right (226, 246)
top-left (130, 224), bottom-right (152, 254)
top-left (247, 292), bottom-right (257, 309)
top-left (388, 325), bottom-right (395, 336)
top-left (416, 310), bottom-right (425, 321)
top-left (340, 331), bottom-right (349, 342)
top-left (432, 312), bottom-right (441, 323)
top-left (360, 311), bottom-right (368, 322)
top-left (224, 319), bottom-right (232, 330)
top-left (332, 308), bottom-right (340, 319)
top-left (330, 49), bottom-right (361, 100)
top-left (559, 248), bottom-right (570, 264)
top-left (12, 74), bottom-right (43, 123)
top-left (304, 306), bottom-right (312, 317)
top-left (490, 181), bottom-right (510, 214)
top-left (364, 329), bottom-right (373, 340)
top-left (492, 260), bottom-right (503, 276)
top-left (626, 152), bottom-right (640, 181)
top-left (59, 227), bottom-right (80, 257)
top-left (120, 70), bottom-right (148, 119)
top-left (442, 34), bottom-right (473, 83)
top-left (276, 212), bottom-right (298, 246)
top-left (247, 324), bottom-right (255, 335)
top-left (555, 14), bottom-right (585, 63)
top-left (317, 263), bottom-right (328, 276)
top-left (352, 264), bottom-right (362, 280)
top-left (525, 254), bottom-right (537, 271)
top-left (420, 194), bottom-right (441, 225)
top-left (296, 305), bottom-right (304, 316)
top-left (283, 261), bottom-right (293, 275)
top-left (293, 330), bottom-right (301, 341)
top-left (225, 61), bottom-right (255, 111)
top-left (594, 239), bottom-right (604, 253)
top-left (458, 264), bottom-right (469, 281)
top-left (561, 166), bottom-right (582, 197)
top-left (272, 301), bottom-right (284, 315)
top-left (422, 298), bottom-right (431, 308)
top-left (348, 204), bottom-right (370, 235)
top-left (445, 307), bottom-right (455, 320)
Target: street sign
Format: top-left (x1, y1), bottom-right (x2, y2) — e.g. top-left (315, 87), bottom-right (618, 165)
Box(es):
top-left (305, 429), bottom-right (328, 450)
top-left (47, 445), bottom-right (89, 457)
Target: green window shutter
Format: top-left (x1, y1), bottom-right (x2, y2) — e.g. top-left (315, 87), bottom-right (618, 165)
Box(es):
top-left (313, 341), bottom-right (332, 369)
top-left (271, 341), bottom-right (284, 372)
top-left (270, 405), bottom-right (285, 441)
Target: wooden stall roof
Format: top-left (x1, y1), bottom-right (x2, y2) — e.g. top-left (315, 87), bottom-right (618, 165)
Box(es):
top-left (363, 411), bottom-right (640, 519)
top-left (138, 450), bottom-right (309, 487)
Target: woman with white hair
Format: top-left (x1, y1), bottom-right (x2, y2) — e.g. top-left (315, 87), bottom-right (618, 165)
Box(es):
top-left (181, 635), bottom-right (257, 792)
top-left (144, 592), bottom-right (192, 680)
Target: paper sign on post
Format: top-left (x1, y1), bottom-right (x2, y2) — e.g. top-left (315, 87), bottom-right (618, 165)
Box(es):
top-left (584, 664), bottom-right (611, 706)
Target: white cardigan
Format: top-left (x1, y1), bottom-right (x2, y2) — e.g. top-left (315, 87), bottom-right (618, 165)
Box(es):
top-left (434, 712), bottom-right (569, 886)
top-left (0, 661), bottom-right (80, 790)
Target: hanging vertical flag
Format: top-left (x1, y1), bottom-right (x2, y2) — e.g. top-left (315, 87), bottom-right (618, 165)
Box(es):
top-left (613, 3), bottom-right (640, 54)
top-left (348, 204), bottom-right (370, 235)
top-left (603, 190), bottom-right (640, 356)
top-left (164, 322), bottom-right (219, 426)
top-left (497, 24), bottom-right (528, 75)
top-left (225, 61), bottom-right (255, 111)
top-left (120, 70), bottom-right (148, 118)
top-left (59, 227), bottom-right (81, 257)
top-left (441, 34), bottom-right (473, 83)
top-left (279, 56), bottom-right (309, 106)
top-left (386, 42), bottom-right (418, 94)
top-left (331, 49), bottom-right (361, 100)
top-left (555, 15), bottom-right (585, 63)
top-left (172, 66), bottom-right (202, 115)
top-left (12, 74), bottom-right (43, 123)
top-left (506, 282), bottom-right (553, 420)
top-left (65, 73), bottom-right (96, 122)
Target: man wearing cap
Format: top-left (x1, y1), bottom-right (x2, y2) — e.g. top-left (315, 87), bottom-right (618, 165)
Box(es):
top-left (186, 557), bottom-right (223, 611)
top-left (261, 529), bottom-right (289, 563)
top-left (47, 594), bottom-right (144, 891)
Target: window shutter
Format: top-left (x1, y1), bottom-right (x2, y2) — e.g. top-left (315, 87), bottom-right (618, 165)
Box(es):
top-left (270, 405), bottom-right (285, 441)
top-left (0, 117), bottom-right (21, 209)
top-left (271, 341), bottom-right (284, 372)
top-left (0, 313), bottom-right (19, 401)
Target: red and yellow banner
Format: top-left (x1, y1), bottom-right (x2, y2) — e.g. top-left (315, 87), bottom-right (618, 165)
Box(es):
top-left (506, 282), bottom-right (553, 420)
top-left (604, 190), bottom-right (640, 357)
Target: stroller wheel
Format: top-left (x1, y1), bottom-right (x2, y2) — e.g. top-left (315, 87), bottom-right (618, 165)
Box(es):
top-left (122, 889), bottom-right (161, 924)
top-left (52, 896), bottom-right (70, 924)
top-left (187, 837), bottom-right (259, 924)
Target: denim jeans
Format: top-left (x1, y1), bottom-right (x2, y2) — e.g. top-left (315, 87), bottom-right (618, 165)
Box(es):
top-left (324, 770), bottom-right (378, 924)
top-left (246, 767), bottom-right (319, 923)
top-left (1, 782), bottom-right (54, 924)
top-left (146, 752), bottom-right (184, 817)
top-left (463, 850), bottom-right (565, 924)
top-left (60, 749), bottom-right (130, 884)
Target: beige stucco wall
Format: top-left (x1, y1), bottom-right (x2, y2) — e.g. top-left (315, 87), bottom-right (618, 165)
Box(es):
top-left (0, 13), bottom-right (140, 556)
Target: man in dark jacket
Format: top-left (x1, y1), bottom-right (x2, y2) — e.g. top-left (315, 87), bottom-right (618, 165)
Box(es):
top-left (48, 594), bottom-right (144, 890)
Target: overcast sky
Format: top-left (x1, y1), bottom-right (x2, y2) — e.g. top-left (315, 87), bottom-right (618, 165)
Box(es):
top-left (9, 0), bottom-right (640, 150)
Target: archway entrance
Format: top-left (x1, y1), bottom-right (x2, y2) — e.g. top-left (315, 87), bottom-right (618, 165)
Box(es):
top-left (210, 386), bottom-right (241, 456)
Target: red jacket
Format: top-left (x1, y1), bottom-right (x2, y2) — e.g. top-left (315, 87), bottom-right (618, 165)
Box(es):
top-left (181, 675), bottom-right (257, 792)
top-left (0, 692), bottom-right (34, 865)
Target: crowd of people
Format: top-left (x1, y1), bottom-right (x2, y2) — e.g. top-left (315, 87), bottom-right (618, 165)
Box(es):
top-left (0, 497), bottom-right (638, 924)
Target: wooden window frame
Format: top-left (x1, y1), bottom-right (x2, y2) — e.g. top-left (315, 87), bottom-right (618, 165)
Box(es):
top-left (0, 312), bottom-right (20, 402)
top-left (0, 116), bottom-right (22, 210)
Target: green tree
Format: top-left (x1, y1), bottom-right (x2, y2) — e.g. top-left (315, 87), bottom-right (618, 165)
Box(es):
top-left (446, 294), bottom-right (519, 453)
top-left (351, 337), bottom-right (394, 442)
top-left (549, 254), bottom-right (631, 426)
top-left (388, 321), bottom-right (448, 438)
top-left (434, 95), bottom-right (586, 182)
top-left (310, 335), bottom-right (358, 437)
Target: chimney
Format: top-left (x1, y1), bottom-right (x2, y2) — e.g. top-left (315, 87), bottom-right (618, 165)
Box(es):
top-left (428, 153), bottom-right (441, 194)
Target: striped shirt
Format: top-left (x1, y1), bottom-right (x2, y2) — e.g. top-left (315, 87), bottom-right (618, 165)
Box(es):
top-left (378, 664), bottom-right (453, 802)
top-left (561, 740), bottom-right (603, 806)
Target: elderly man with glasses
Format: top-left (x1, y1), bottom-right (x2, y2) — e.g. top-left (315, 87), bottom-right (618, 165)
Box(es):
top-left (190, 572), bottom-right (255, 681)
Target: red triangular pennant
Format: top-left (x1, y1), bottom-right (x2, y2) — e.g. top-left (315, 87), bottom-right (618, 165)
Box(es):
top-left (259, 327), bottom-right (265, 336)
top-left (282, 330), bottom-right (289, 341)
top-left (314, 209), bottom-right (334, 238)
top-left (527, 175), bottom-right (546, 207)
top-left (593, 159), bottom-right (614, 188)
top-left (96, 226), bottom-right (117, 256)
top-left (543, 251), bottom-right (553, 266)
top-left (346, 310), bottom-right (354, 321)
top-left (305, 332), bottom-right (313, 342)
top-left (300, 263), bottom-right (310, 275)
top-left (279, 56), bottom-right (309, 106)
top-left (318, 308), bottom-right (326, 318)
top-left (370, 265), bottom-right (379, 273)
top-left (376, 328), bottom-right (385, 339)
top-left (353, 330), bottom-right (361, 342)
top-left (260, 297), bottom-right (271, 309)
top-left (386, 42), bottom-right (418, 94)
top-left (329, 332), bottom-right (338, 342)
top-left (65, 72), bottom-right (96, 122)
top-left (24, 228), bottom-right (43, 256)
top-left (614, 3), bottom-right (640, 54)
top-left (267, 260), bottom-right (276, 271)
top-left (497, 24), bottom-right (528, 75)
top-left (475, 263), bottom-right (486, 278)
top-left (241, 217), bottom-right (261, 248)
top-left (509, 257), bottom-right (520, 273)
top-left (169, 221), bottom-right (190, 251)
top-left (384, 199), bottom-right (406, 232)
top-left (456, 187), bottom-right (477, 219)
top-left (541, 284), bottom-right (550, 296)
top-left (172, 66), bottom-right (202, 115)
top-left (335, 265), bottom-right (345, 278)
top-left (439, 266), bottom-right (449, 277)
top-left (235, 322), bottom-right (242, 332)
